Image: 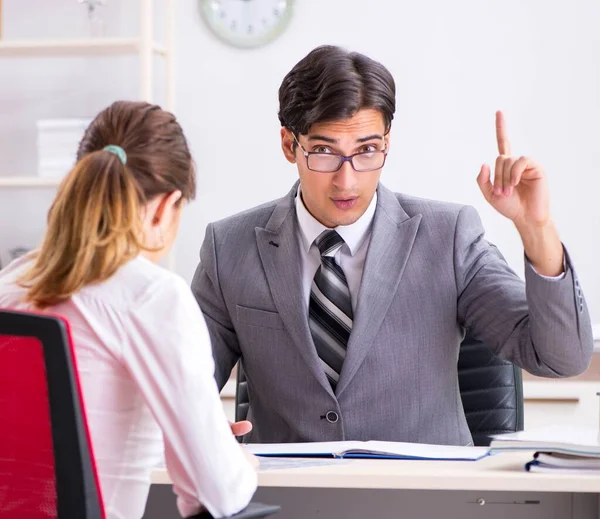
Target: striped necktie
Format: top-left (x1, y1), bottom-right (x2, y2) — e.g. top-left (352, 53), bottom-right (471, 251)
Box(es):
top-left (308, 230), bottom-right (353, 391)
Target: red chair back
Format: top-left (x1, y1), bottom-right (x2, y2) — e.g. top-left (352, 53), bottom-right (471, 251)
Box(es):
top-left (0, 310), bottom-right (105, 519)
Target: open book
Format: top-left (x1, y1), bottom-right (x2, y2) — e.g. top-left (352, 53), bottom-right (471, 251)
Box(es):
top-left (245, 440), bottom-right (489, 461)
top-left (490, 426), bottom-right (600, 457)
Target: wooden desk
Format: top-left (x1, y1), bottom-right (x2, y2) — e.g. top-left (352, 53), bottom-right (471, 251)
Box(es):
top-left (147, 453), bottom-right (600, 519)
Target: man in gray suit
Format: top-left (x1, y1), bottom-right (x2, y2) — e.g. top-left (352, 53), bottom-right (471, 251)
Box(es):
top-left (192, 45), bottom-right (593, 446)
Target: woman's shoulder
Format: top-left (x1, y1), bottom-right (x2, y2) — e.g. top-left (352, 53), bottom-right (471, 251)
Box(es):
top-left (81, 255), bottom-right (192, 312)
top-left (0, 252), bottom-right (36, 281)
top-left (0, 253), bottom-right (36, 303)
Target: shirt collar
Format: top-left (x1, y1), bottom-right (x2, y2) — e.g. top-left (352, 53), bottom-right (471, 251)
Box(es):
top-left (295, 187), bottom-right (377, 256)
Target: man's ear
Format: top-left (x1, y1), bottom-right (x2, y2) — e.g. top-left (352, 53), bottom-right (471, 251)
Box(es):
top-left (151, 190), bottom-right (183, 226)
top-left (281, 128), bottom-right (297, 164)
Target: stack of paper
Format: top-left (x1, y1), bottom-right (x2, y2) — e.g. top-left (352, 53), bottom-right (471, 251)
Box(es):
top-left (490, 426), bottom-right (600, 473)
top-left (525, 452), bottom-right (600, 473)
top-left (37, 118), bottom-right (91, 178)
top-left (246, 440), bottom-right (490, 461)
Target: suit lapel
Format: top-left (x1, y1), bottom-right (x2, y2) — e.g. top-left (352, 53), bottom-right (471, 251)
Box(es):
top-left (336, 185), bottom-right (422, 398)
top-left (255, 184), bottom-right (334, 397)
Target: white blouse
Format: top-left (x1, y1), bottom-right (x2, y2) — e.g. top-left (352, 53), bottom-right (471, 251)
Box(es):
top-left (0, 254), bottom-right (257, 519)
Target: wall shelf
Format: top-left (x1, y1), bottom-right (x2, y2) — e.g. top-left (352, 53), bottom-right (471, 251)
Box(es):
top-left (0, 37), bottom-right (170, 58)
top-left (0, 177), bottom-right (62, 188)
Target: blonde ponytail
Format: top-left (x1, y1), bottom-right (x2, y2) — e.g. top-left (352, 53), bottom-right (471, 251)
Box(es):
top-left (20, 150), bottom-right (144, 308)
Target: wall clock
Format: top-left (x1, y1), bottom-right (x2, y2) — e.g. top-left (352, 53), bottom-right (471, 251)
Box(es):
top-left (199, 0), bottom-right (295, 49)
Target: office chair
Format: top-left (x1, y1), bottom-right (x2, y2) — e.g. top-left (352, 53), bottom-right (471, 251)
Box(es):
top-left (0, 310), bottom-right (279, 519)
top-left (235, 334), bottom-right (524, 447)
top-left (457, 334), bottom-right (524, 446)
top-left (0, 310), bottom-right (105, 519)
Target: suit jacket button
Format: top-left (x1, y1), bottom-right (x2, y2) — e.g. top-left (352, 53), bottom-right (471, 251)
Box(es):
top-left (326, 411), bottom-right (339, 423)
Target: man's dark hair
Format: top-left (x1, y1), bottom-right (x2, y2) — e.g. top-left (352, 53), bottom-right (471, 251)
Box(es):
top-left (278, 45), bottom-right (396, 136)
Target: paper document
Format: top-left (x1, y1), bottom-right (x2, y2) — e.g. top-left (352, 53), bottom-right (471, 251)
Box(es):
top-left (258, 457), bottom-right (350, 471)
top-left (533, 452), bottom-right (600, 468)
top-left (246, 440), bottom-right (489, 461)
top-left (490, 426), bottom-right (600, 457)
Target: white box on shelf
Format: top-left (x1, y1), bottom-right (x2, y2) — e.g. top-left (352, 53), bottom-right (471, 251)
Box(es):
top-left (36, 118), bottom-right (92, 178)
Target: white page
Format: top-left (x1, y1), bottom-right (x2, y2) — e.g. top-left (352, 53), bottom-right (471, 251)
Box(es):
top-left (535, 453), bottom-right (600, 467)
top-left (492, 426), bottom-right (600, 447)
top-left (246, 441), bottom-right (364, 456)
top-left (359, 441), bottom-right (489, 460)
top-left (258, 457), bottom-right (351, 471)
top-left (245, 440), bottom-right (488, 460)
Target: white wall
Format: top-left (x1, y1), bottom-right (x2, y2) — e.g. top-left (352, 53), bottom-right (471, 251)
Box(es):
top-left (2, 0), bottom-right (600, 329)
top-left (173, 0), bottom-right (600, 327)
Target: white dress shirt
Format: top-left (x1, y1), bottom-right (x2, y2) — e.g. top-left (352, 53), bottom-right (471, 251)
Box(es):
top-left (0, 254), bottom-right (257, 519)
top-left (295, 190), bottom-right (564, 314)
top-left (295, 190), bottom-right (377, 312)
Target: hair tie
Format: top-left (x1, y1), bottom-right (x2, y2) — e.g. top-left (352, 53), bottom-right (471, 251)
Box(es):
top-left (103, 145), bottom-right (127, 165)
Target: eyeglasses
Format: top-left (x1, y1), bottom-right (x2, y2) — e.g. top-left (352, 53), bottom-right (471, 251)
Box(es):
top-left (293, 134), bottom-right (388, 173)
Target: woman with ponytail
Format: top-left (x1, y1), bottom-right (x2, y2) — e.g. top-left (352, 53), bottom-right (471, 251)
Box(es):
top-left (0, 101), bottom-right (257, 519)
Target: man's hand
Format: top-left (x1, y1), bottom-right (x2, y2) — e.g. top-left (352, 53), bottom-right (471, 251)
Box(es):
top-left (231, 421), bottom-right (259, 467)
top-left (477, 111), bottom-right (564, 277)
top-left (477, 111), bottom-right (550, 226)
top-left (230, 420), bottom-right (253, 437)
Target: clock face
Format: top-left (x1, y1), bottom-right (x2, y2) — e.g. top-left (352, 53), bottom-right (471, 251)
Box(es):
top-left (199, 0), bottom-right (294, 49)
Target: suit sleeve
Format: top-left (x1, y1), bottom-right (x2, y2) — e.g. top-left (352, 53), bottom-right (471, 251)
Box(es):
top-left (191, 222), bottom-right (241, 390)
top-left (455, 205), bottom-right (593, 377)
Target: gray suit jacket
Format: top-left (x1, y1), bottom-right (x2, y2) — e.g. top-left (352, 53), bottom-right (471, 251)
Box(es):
top-left (192, 183), bottom-right (593, 445)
